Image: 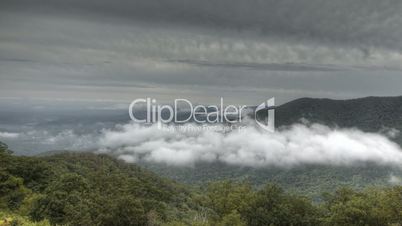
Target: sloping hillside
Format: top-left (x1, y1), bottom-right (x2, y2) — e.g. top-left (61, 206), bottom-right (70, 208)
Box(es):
top-left (276, 96), bottom-right (402, 134)
top-left (0, 142), bottom-right (199, 225)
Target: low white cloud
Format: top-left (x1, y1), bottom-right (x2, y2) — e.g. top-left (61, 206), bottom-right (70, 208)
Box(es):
top-left (97, 122), bottom-right (402, 168)
top-left (0, 131), bottom-right (20, 139)
top-left (7, 121), bottom-right (402, 168)
top-left (380, 127), bottom-right (400, 139)
top-left (389, 174), bottom-right (402, 185)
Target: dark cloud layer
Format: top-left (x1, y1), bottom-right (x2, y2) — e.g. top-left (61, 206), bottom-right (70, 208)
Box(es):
top-left (3, 0), bottom-right (402, 49)
top-left (0, 0), bottom-right (401, 104)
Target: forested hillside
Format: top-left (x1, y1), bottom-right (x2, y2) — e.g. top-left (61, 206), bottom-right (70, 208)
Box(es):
top-left (0, 141), bottom-right (199, 225)
top-left (141, 162), bottom-right (402, 199)
top-left (2, 141), bottom-right (402, 225)
top-left (275, 96), bottom-right (402, 144)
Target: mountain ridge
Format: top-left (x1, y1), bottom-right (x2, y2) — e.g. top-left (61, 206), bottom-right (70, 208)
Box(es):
top-left (273, 96), bottom-right (402, 145)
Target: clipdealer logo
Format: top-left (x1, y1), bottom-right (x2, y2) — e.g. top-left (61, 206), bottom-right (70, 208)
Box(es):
top-left (254, 98), bottom-right (275, 132)
top-left (128, 97), bottom-right (275, 132)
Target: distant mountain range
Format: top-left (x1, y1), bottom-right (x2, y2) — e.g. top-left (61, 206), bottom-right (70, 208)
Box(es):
top-left (274, 96), bottom-right (402, 144)
top-left (141, 96), bottom-right (402, 197)
top-left (276, 96), bottom-right (402, 131)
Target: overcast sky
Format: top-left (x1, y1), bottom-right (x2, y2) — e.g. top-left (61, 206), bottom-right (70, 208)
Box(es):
top-left (1, 0), bottom-right (402, 105)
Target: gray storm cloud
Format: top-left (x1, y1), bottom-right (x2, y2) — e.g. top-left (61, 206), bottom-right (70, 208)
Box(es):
top-left (1, 0), bottom-right (402, 103)
top-left (3, 0), bottom-right (402, 50)
top-left (97, 123), bottom-right (402, 167)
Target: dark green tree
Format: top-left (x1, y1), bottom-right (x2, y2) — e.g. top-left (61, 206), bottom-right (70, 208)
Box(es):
top-left (0, 170), bottom-right (26, 210)
top-left (242, 184), bottom-right (319, 226)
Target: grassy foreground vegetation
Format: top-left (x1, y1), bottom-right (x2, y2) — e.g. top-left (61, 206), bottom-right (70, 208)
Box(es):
top-left (1, 141), bottom-right (402, 226)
